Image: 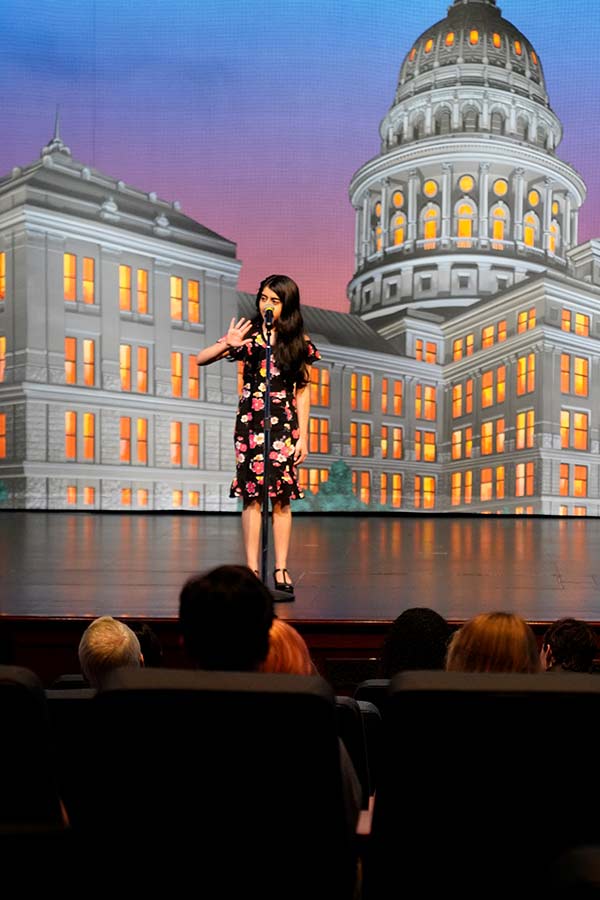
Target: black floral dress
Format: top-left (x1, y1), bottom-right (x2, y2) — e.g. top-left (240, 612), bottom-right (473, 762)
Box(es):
top-left (227, 330), bottom-right (320, 502)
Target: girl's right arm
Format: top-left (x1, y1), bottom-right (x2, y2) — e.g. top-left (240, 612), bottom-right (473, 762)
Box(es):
top-left (196, 317), bottom-right (253, 366)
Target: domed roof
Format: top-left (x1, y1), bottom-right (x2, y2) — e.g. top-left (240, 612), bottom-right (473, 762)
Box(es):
top-left (399, 0), bottom-right (545, 94)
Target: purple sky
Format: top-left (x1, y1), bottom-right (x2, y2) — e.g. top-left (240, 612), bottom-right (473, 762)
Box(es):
top-left (1, 0), bottom-right (599, 311)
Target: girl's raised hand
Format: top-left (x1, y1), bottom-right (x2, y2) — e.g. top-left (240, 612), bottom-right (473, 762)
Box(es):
top-left (226, 317), bottom-right (253, 348)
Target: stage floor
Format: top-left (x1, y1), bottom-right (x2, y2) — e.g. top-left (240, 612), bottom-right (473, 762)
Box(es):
top-left (2, 511), bottom-right (600, 625)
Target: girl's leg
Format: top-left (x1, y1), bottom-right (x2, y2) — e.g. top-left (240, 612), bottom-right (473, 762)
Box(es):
top-left (242, 500), bottom-right (262, 573)
top-left (272, 500), bottom-right (293, 585)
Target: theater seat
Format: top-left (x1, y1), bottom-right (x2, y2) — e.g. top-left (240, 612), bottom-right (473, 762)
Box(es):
top-left (79, 668), bottom-right (358, 899)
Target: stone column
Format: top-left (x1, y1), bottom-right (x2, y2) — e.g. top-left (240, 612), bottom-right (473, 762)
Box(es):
top-left (563, 194), bottom-right (572, 248)
top-left (514, 167), bottom-right (525, 243)
top-left (362, 193), bottom-right (370, 259)
top-left (441, 163), bottom-right (452, 245)
top-left (381, 179), bottom-right (390, 251)
top-left (407, 170), bottom-right (419, 246)
top-left (542, 177), bottom-right (553, 252)
top-left (479, 162), bottom-right (490, 244)
top-left (355, 206), bottom-right (362, 268)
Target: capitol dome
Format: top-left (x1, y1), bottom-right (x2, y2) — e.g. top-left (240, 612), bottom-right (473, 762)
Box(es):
top-left (398, 0), bottom-right (546, 102)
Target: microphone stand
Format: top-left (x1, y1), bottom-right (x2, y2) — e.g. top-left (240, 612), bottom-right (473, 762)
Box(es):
top-left (260, 312), bottom-right (294, 602)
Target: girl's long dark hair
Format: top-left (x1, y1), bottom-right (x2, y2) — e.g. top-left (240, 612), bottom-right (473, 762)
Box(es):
top-left (253, 274), bottom-right (310, 389)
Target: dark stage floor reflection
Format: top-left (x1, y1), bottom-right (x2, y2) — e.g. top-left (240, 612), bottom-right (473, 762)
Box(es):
top-left (2, 511), bottom-right (600, 625)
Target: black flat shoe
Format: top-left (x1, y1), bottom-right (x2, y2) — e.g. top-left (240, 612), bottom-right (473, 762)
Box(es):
top-left (273, 568), bottom-right (294, 593)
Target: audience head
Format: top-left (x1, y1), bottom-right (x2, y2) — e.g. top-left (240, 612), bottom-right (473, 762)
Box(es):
top-left (133, 623), bottom-right (164, 668)
top-left (179, 565), bottom-right (274, 671)
top-left (259, 617), bottom-right (316, 675)
top-left (446, 611), bottom-right (541, 674)
top-left (541, 617), bottom-right (597, 673)
top-left (78, 616), bottom-right (143, 688)
top-left (379, 607), bottom-right (449, 677)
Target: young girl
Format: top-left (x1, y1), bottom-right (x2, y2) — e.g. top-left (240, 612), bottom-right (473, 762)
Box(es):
top-left (196, 274), bottom-right (320, 592)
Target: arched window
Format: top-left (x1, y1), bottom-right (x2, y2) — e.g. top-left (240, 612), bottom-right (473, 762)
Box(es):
top-left (523, 211), bottom-right (539, 248)
top-left (422, 205), bottom-right (440, 250)
top-left (434, 107), bottom-right (451, 135)
top-left (392, 213), bottom-right (406, 247)
top-left (456, 201), bottom-right (477, 248)
top-left (463, 107), bottom-right (479, 132)
top-left (549, 220), bottom-right (560, 255)
top-left (537, 124), bottom-right (547, 149)
top-left (516, 116), bottom-right (528, 141)
top-left (413, 115), bottom-right (426, 140)
top-left (490, 111), bottom-right (505, 135)
top-left (375, 226), bottom-right (383, 253)
top-left (491, 205), bottom-right (509, 250)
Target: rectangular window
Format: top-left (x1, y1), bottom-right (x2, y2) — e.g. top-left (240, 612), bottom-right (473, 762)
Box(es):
top-left (452, 428), bottom-right (462, 460)
top-left (64, 253), bottom-right (76, 301)
top-left (65, 337), bottom-right (77, 384)
top-left (172, 352), bottom-right (183, 397)
top-left (188, 355), bottom-right (200, 399)
top-left (360, 374), bottom-right (371, 411)
top-left (465, 470), bottom-right (473, 504)
top-left (381, 473), bottom-right (403, 509)
top-left (452, 385), bottom-right (463, 419)
top-left (121, 488), bottom-right (132, 506)
top-left (482, 325), bottom-right (494, 349)
top-left (0, 412), bottom-right (5, 458)
top-left (138, 489), bottom-right (149, 507)
top-left (309, 417), bottom-right (329, 453)
top-left (67, 486), bottom-right (77, 505)
top-left (65, 411), bottom-right (77, 459)
top-left (481, 420), bottom-right (494, 456)
top-left (381, 425), bottom-right (388, 459)
top-left (188, 280), bottom-right (200, 324)
top-left (517, 353), bottom-right (535, 395)
top-left (416, 385), bottom-right (437, 420)
top-left (170, 421), bottom-right (182, 465)
top-left (415, 430), bottom-right (436, 462)
top-left (393, 380), bottom-right (403, 415)
top-left (137, 346), bottom-right (148, 393)
top-left (381, 377), bottom-right (388, 414)
top-left (392, 427), bottom-right (403, 459)
top-left (561, 308), bottom-right (571, 332)
top-left (516, 461), bottom-right (535, 497)
top-left (516, 410), bottom-right (535, 450)
top-left (172, 490), bottom-right (183, 507)
top-left (465, 427), bottom-right (473, 459)
top-left (574, 465), bottom-right (588, 498)
top-left (481, 370), bottom-right (494, 408)
top-left (415, 338), bottom-right (423, 361)
top-left (466, 333), bottom-right (474, 356)
top-left (560, 463), bottom-right (569, 497)
top-left (496, 417), bottom-right (505, 454)
top-left (120, 417), bottom-right (131, 463)
top-left (350, 373), bottom-right (357, 410)
top-left (415, 475), bottom-right (435, 510)
top-left (83, 413), bottom-right (95, 461)
top-left (561, 353), bottom-right (591, 397)
top-left (561, 354), bottom-right (570, 394)
top-left (453, 338), bottom-right (463, 361)
top-left (416, 340), bottom-right (437, 363)
top-left (83, 339), bottom-right (95, 387)
top-left (170, 276), bottom-right (183, 320)
top-left (497, 320), bottom-right (507, 342)
top-left (350, 421), bottom-right (357, 456)
top-left (451, 471), bottom-right (461, 506)
top-left (574, 412), bottom-right (589, 450)
top-left (481, 467), bottom-right (493, 502)
top-left (0, 336), bottom-right (5, 383)
top-left (119, 265), bottom-right (132, 311)
top-left (82, 258), bottom-right (95, 304)
top-left (0, 251), bottom-right (5, 300)
top-left (497, 365), bottom-right (506, 404)
top-left (137, 418), bottom-right (148, 464)
top-left (496, 465), bottom-right (505, 500)
top-left (137, 269), bottom-right (148, 314)
top-left (360, 423), bottom-right (371, 456)
top-left (83, 487), bottom-right (95, 506)
top-left (189, 491), bottom-right (199, 508)
top-left (575, 313), bottom-right (590, 337)
top-left (352, 470), bottom-right (370, 504)
top-left (120, 344), bottom-right (131, 391)
top-left (188, 423), bottom-right (200, 466)
top-left (465, 379), bottom-right (473, 414)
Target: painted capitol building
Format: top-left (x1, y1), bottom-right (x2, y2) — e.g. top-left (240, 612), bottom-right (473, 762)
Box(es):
top-left (1, 0), bottom-right (600, 515)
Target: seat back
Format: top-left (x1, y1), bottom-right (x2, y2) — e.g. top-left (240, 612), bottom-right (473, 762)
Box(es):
top-left (366, 670), bottom-right (600, 898)
top-left (335, 695), bottom-right (371, 805)
top-left (81, 668), bottom-right (357, 899)
top-left (353, 678), bottom-right (390, 715)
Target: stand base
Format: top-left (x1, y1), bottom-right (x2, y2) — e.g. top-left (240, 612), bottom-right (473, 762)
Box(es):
top-left (271, 587), bottom-right (295, 603)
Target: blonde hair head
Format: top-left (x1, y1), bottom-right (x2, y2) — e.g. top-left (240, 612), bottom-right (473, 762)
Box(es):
top-left (259, 618), bottom-right (316, 676)
top-left (446, 612), bottom-right (541, 674)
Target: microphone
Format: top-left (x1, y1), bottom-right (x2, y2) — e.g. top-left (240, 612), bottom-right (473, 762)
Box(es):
top-left (264, 305), bottom-right (274, 328)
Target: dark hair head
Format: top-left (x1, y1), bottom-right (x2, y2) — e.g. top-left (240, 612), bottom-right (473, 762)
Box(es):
top-left (542, 617), bottom-right (597, 673)
top-left (379, 607), bottom-right (449, 677)
top-left (254, 274), bottom-right (309, 388)
top-left (179, 565), bottom-right (274, 672)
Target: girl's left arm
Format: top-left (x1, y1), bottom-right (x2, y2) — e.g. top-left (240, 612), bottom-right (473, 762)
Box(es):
top-left (294, 373), bottom-right (312, 465)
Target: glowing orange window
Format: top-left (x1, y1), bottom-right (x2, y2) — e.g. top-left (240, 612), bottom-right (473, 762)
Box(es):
top-left (481, 421), bottom-right (493, 455)
top-left (188, 355), bottom-right (200, 399)
top-left (82, 258), bottom-right (95, 304)
top-left (524, 213), bottom-right (537, 247)
top-left (83, 413), bottom-right (95, 461)
top-left (424, 38), bottom-right (433, 53)
top-left (466, 334), bottom-right (474, 356)
top-left (65, 411), bottom-right (77, 459)
top-left (451, 429), bottom-right (462, 460)
top-left (409, 48), bottom-right (416, 61)
top-left (574, 357), bottom-right (589, 396)
top-left (481, 469), bottom-right (493, 502)
top-left (492, 207), bottom-right (506, 250)
top-left (561, 354), bottom-right (570, 393)
top-left (498, 320), bottom-right (507, 342)
top-left (481, 370), bottom-right (494, 408)
top-left (457, 203), bottom-right (474, 248)
top-left (531, 50), bottom-right (538, 64)
top-left (497, 366), bottom-right (506, 404)
top-left (0, 412), bottom-right (6, 458)
top-left (119, 265), bottom-right (132, 311)
top-left (65, 337), bottom-right (76, 384)
top-left (451, 471), bottom-right (461, 506)
top-left (561, 309), bottom-right (571, 332)
top-left (137, 418), bottom-right (148, 464)
top-left (189, 423), bottom-right (200, 466)
top-left (574, 413), bottom-right (588, 450)
top-left (482, 326), bottom-right (494, 349)
top-left (0, 252), bottom-right (5, 300)
top-left (137, 269), bottom-right (148, 314)
top-left (424, 208), bottom-right (438, 250)
top-left (350, 373), bottom-right (357, 410)
top-left (64, 254), bottom-right (76, 302)
top-left (360, 423), bottom-right (371, 456)
top-left (393, 381), bottom-right (403, 415)
top-left (393, 214), bottom-right (406, 245)
top-left (496, 418), bottom-right (505, 454)
top-left (137, 347), bottom-right (148, 393)
top-left (170, 421), bottom-right (182, 465)
top-left (381, 378), bottom-right (388, 414)
top-left (361, 374), bottom-right (372, 411)
top-left (549, 222), bottom-right (558, 255)
top-left (470, 30), bottom-right (479, 45)
top-left (452, 385), bottom-right (463, 418)
top-left (560, 410), bottom-right (570, 449)
top-left (453, 338), bottom-right (463, 361)
top-left (575, 313), bottom-right (590, 336)
top-left (496, 466), bottom-right (505, 500)
top-left (83, 487), bottom-right (95, 506)
top-left (120, 417), bottom-right (131, 463)
top-left (188, 280), bottom-right (200, 323)
top-left (170, 276), bottom-right (183, 320)
top-left (514, 40), bottom-right (522, 56)
top-left (445, 32), bottom-right (454, 47)
top-left (350, 422), bottom-right (357, 456)
top-left (465, 379), bottom-right (473, 414)
top-left (83, 339), bottom-right (95, 387)
top-left (67, 486), bottom-right (77, 505)
top-left (381, 425), bottom-right (388, 459)
top-left (121, 489), bottom-right (132, 506)
top-left (189, 491), bottom-right (199, 508)
top-left (171, 352), bottom-right (183, 397)
top-left (137, 489), bottom-right (149, 506)
top-left (120, 344), bottom-right (131, 391)
top-left (492, 33), bottom-right (501, 49)
top-left (465, 427), bottom-right (473, 458)
top-left (465, 470), bottom-right (473, 504)
top-left (574, 465), bottom-right (588, 498)
top-left (560, 463), bottom-right (569, 497)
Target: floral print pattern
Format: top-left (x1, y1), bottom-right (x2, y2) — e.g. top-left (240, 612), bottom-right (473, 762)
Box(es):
top-left (227, 330), bottom-right (320, 502)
